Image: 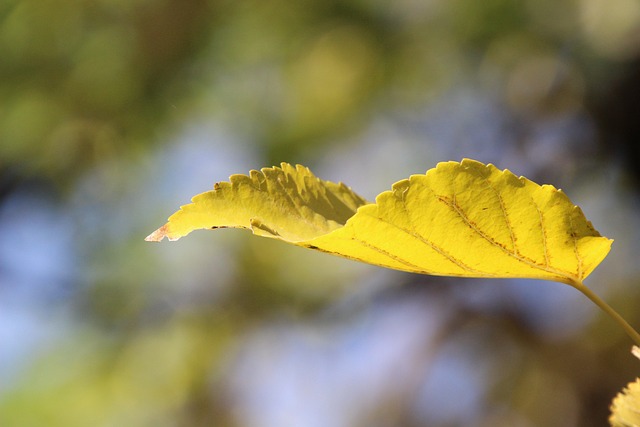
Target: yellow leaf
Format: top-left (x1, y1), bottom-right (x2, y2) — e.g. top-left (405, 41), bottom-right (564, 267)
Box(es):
top-left (610, 379), bottom-right (640, 427)
top-left (145, 163), bottom-right (369, 242)
top-left (146, 159), bottom-right (612, 284)
top-left (610, 347), bottom-right (640, 427)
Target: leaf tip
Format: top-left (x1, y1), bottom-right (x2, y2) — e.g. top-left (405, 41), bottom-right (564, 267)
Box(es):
top-left (145, 224), bottom-right (170, 242)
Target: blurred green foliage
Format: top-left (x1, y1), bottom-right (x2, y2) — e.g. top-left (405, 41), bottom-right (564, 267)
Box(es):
top-left (2, 0), bottom-right (640, 426)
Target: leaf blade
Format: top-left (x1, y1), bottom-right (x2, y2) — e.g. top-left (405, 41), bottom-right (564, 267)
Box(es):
top-left (145, 162), bottom-right (369, 242)
top-left (610, 348), bottom-right (640, 427)
top-left (297, 160), bottom-right (611, 282)
top-left (147, 159), bottom-right (612, 283)
top-left (610, 378), bottom-right (640, 427)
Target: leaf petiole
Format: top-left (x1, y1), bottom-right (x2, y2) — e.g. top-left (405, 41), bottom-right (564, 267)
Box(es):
top-left (570, 280), bottom-right (640, 347)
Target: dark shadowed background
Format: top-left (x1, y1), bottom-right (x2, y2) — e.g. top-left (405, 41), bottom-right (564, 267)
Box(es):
top-left (2, 1), bottom-right (640, 426)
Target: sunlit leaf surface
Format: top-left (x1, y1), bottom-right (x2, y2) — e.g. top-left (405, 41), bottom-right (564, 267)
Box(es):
top-left (147, 159), bottom-right (612, 284)
top-left (610, 347), bottom-right (640, 427)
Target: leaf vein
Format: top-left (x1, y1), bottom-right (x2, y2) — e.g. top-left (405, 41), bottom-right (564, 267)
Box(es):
top-left (480, 176), bottom-right (518, 254)
top-left (361, 211), bottom-right (484, 275)
top-left (351, 237), bottom-right (429, 272)
top-left (437, 195), bottom-right (576, 281)
top-left (531, 195), bottom-right (550, 267)
top-left (569, 215), bottom-right (584, 280)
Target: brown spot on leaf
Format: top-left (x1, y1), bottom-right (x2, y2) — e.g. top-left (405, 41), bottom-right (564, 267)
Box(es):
top-left (145, 224), bottom-right (169, 242)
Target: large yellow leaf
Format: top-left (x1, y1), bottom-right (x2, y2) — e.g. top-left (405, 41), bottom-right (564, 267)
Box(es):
top-left (146, 159), bottom-right (612, 284)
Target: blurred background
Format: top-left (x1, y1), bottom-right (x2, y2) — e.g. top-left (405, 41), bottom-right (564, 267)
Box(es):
top-left (1, 0), bottom-right (640, 426)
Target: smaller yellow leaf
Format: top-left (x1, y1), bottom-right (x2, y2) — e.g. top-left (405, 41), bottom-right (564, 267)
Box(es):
top-left (145, 163), bottom-right (369, 242)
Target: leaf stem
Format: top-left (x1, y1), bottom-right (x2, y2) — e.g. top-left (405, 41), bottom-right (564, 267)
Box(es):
top-left (571, 280), bottom-right (640, 347)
